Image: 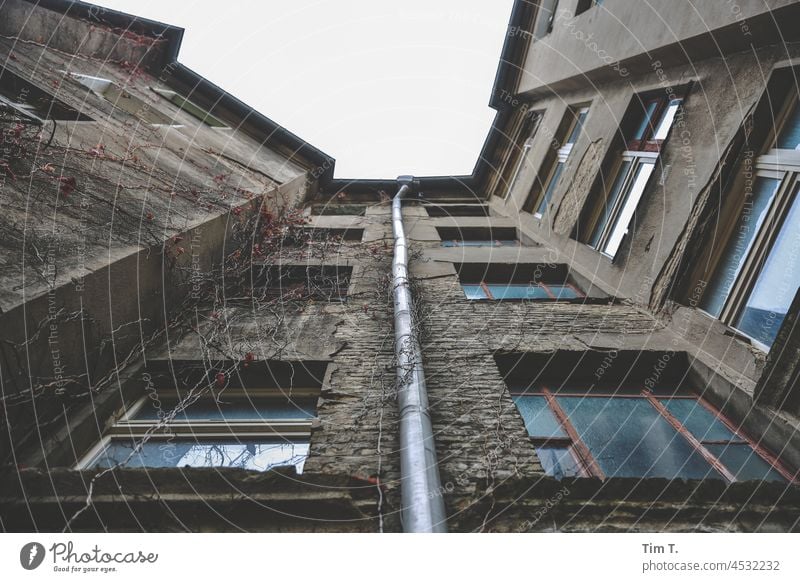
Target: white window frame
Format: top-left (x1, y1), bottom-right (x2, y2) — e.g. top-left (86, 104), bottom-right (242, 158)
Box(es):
top-left (589, 150), bottom-right (659, 258)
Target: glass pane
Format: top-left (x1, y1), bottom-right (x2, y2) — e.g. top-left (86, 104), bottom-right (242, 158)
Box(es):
top-left (566, 109), bottom-right (588, 145)
top-left (548, 285), bottom-right (580, 299)
top-left (488, 284), bottom-right (551, 300)
top-left (776, 99), bottom-right (800, 150)
top-left (557, 396), bottom-right (716, 479)
top-left (704, 443), bottom-right (785, 482)
top-left (652, 99), bottom-right (682, 140)
top-left (536, 162), bottom-right (565, 215)
top-left (536, 446), bottom-right (582, 479)
top-left (132, 398), bottom-right (317, 422)
top-left (590, 159), bottom-right (633, 248)
top-left (700, 177), bottom-right (781, 317)
top-left (442, 240), bottom-right (517, 247)
top-left (633, 100), bottom-right (659, 140)
top-left (91, 439), bottom-right (310, 473)
top-left (512, 395), bottom-right (567, 439)
top-left (660, 398), bottom-right (742, 442)
top-left (602, 161), bottom-right (656, 257)
top-left (462, 284), bottom-right (488, 300)
top-left (735, 186), bottom-right (800, 347)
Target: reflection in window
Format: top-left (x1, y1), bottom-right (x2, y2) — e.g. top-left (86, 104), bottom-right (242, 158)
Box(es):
top-left (533, 106), bottom-right (590, 218)
top-left (462, 283), bottom-right (582, 301)
top-left (92, 440), bottom-right (310, 473)
top-left (587, 94), bottom-right (684, 259)
top-left (511, 388), bottom-right (789, 482)
top-left (699, 91), bottom-right (800, 349)
top-left (80, 391), bottom-right (317, 474)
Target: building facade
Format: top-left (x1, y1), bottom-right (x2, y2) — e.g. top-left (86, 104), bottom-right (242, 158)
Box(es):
top-left (2, 0), bottom-right (800, 532)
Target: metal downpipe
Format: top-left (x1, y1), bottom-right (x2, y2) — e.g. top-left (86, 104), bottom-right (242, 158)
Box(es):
top-left (391, 176), bottom-right (447, 533)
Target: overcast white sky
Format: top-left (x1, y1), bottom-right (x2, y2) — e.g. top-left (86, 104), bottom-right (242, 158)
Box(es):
top-left (95, 0), bottom-right (514, 179)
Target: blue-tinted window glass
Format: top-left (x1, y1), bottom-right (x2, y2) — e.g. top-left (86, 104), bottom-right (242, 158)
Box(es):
top-left (660, 398), bottom-right (743, 442)
top-left (700, 177), bottom-right (781, 317)
top-left (633, 101), bottom-right (659, 140)
top-left (704, 444), bottom-right (785, 482)
top-left (735, 187), bottom-right (800, 347)
top-left (132, 398), bottom-right (317, 422)
top-left (441, 240), bottom-right (517, 247)
top-left (776, 100), bottom-right (800, 150)
top-left (548, 285), bottom-right (580, 299)
top-left (513, 395), bottom-right (567, 439)
top-left (462, 284), bottom-right (488, 300)
top-left (536, 446), bottom-right (582, 479)
top-left (488, 284), bottom-right (551, 300)
top-left (589, 159), bottom-right (632, 248)
top-left (566, 110), bottom-right (588, 145)
top-left (557, 396), bottom-right (715, 479)
top-left (537, 162), bottom-right (565, 215)
top-left (92, 439), bottom-right (310, 473)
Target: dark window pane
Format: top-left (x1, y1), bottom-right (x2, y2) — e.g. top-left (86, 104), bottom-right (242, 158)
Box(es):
top-left (513, 395), bottom-right (567, 439)
top-left (700, 176), bottom-right (780, 317)
top-left (92, 439), bottom-right (310, 473)
top-left (557, 396), bottom-right (716, 479)
top-left (536, 445), bottom-right (582, 479)
top-left (462, 284), bottom-right (488, 300)
top-left (735, 186), bottom-right (800, 347)
top-left (704, 443), bottom-right (786, 482)
top-left (660, 398), bottom-right (743, 442)
top-left (132, 397), bottom-right (317, 422)
top-left (776, 99), bottom-right (800, 150)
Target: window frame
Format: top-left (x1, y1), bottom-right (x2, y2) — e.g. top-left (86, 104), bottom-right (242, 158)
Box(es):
top-left (697, 92), bottom-right (800, 350)
top-left (585, 93), bottom-right (685, 259)
top-left (511, 386), bottom-right (795, 483)
top-left (502, 110), bottom-right (544, 200)
top-left (76, 387), bottom-right (318, 471)
top-left (466, 281), bottom-right (584, 301)
top-left (527, 104), bottom-right (590, 218)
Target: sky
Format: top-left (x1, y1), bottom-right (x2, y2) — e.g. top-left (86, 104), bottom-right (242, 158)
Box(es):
top-left (94, 0), bottom-right (515, 179)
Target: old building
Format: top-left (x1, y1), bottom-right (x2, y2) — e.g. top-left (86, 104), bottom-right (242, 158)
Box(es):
top-left (1, 0), bottom-right (800, 532)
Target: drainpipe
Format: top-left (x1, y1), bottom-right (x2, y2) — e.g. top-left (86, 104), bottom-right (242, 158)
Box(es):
top-left (392, 175), bottom-right (447, 533)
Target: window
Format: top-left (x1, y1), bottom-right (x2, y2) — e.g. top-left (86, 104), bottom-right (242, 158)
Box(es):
top-left (437, 227), bottom-right (519, 247)
top-left (424, 204), bottom-right (490, 217)
top-left (67, 72), bottom-right (174, 125)
top-left (525, 105), bottom-right (590, 218)
top-left (698, 89), bottom-right (800, 349)
top-left (582, 91), bottom-right (685, 259)
top-left (151, 87), bottom-right (227, 127)
top-left (78, 382), bottom-right (319, 474)
top-left (310, 204), bottom-right (367, 216)
top-left (284, 227), bottom-right (364, 246)
top-left (256, 265), bottom-right (352, 301)
top-left (457, 263), bottom-right (584, 301)
top-left (498, 352), bottom-right (793, 482)
top-left (497, 111), bottom-right (544, 199)
top-left (575, 0), bottom-right (603, 15)
top-left (533, 0), bottom-right (560, 38)
top-left (1, 68), bottom-right (92, 123)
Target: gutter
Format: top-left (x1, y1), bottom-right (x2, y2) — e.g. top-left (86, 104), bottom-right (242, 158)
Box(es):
top-left (391, 176), bottom-right (447, 533)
